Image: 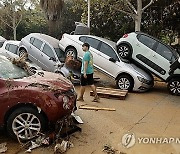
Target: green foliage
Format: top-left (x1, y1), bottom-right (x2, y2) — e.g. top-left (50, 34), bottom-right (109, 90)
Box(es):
top-left (0, 0), bottom-right (178, 44)
top-left (16, 6), bottom-right (48, 40)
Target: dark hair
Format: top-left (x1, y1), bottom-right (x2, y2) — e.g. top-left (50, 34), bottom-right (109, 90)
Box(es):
top-left (82, 43), bottom-right (90, 49)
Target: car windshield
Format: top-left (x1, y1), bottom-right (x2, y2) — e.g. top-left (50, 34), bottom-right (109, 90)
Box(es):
top-left (0, 58), bottom-right (28, 79)
top-left (54, 48), bottom-right (65, 62)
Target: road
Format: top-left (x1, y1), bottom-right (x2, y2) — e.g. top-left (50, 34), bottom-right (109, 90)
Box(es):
top-left (0, 70), bottom-right (180, 154)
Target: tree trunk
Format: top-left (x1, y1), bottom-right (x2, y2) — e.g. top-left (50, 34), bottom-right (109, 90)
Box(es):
top-left (135, 0), bottom-right (142, 32)
top-left (13, 27), bottom-right (17, 40)
top-left (48, 20), bottom-right (58, 37)
top-left (135, 15), bottom-right (141, 31)
top-left (13, 9), bottom-right (16, 40)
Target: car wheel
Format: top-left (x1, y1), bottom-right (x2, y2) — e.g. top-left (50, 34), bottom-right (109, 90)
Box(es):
top-left (117, 43), bottom-right (132, 59)
top-left (65, 48), bottom-right (77, 59)
top-left (19, 49), bottom-right (27, 58)
top-left (167, 78), bottom-right (180, 95)
top-left (116, 75), bottom-right (134, 91)
top-left (7, 107), bottom-right (47, 141)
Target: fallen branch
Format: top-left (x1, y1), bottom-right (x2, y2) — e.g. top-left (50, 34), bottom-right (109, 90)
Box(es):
top-left (79, 106), bottom-right (116, 111)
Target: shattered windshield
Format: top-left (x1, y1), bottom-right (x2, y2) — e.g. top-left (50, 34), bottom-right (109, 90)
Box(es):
top-left (54, 48), bottom-right (65, 62)
top-left (0, 58), bottom-right (28, 79)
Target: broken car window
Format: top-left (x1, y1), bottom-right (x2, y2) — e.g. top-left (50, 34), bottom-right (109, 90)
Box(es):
top-left (0, 58), bottom-right (28, 79)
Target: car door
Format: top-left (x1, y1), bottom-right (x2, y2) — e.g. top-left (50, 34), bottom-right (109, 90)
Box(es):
top-left (137, 34), bottom-right (174, 80)
top-left (135, 34), bottom-right (166, 76)
top-left (97, 42), bottom-right (120, 77)
top-left (85, 37), bottom-right (101, 70)
top-left (152, 42), bottom-right (177, 79)
top-left (38, 43), bottom-right (57, 72)
top-left (29, 37), bottom-right (43, 66)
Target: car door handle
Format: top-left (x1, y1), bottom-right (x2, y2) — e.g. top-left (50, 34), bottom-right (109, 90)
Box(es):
top-left (136, 43), bottom-right (140, 47)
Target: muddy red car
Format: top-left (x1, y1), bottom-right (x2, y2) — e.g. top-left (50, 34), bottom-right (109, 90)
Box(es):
top-left (0, 56), bottom-right (77, 140)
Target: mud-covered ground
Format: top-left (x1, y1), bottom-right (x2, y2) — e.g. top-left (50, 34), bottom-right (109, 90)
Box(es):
top-left (1, 70), bottom-right (180, 154)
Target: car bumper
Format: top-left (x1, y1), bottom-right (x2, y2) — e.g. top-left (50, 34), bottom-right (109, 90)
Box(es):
top-left (59, 42), bottom-right (66, 52)
top-left (133, 79), bottom-right (153, 92)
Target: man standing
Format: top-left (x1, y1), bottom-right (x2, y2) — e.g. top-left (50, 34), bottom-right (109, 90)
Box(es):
top-left (77, 43), bottom-right (99, 102)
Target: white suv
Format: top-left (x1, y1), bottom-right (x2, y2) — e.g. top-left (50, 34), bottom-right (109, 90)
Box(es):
top-left (117, 32), bottom-right (180, 95)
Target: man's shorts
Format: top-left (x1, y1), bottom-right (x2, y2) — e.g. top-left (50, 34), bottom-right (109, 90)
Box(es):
top-left (80, 73), bottom-right (94, 86)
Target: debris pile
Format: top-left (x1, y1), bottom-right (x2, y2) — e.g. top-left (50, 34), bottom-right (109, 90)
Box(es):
top-left (65, 56), bottom-right (81, 70)
top-left (14, 114), bottom-right (82, 154)
top-left (0, 143), bottom-right (7, 153)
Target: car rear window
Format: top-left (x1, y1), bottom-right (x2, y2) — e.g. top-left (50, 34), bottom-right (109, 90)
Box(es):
top-left (42, 44), bottom-right (55, 58)
top-left (79, 36), bottom-right (87, 43)
top-left (86, 37), bottom-right (100, 50)
top-left (31, 38), bottom-right (43, 50)
top-left (6, 44), bottom-right (18, 54)
top-left (138, 35), bottom-right (156, 50)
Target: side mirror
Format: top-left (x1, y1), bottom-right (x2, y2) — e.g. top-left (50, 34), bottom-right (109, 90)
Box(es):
top-left (49, 57), bottom-right (56, 62)
top-left (109, 57), bottom-right (116, 63)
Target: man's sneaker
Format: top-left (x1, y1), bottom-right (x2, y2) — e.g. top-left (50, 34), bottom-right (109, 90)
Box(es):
top-left (77, 97), bottom-right (84, 102)
top-left (92, 96), bottom-right (100, 102)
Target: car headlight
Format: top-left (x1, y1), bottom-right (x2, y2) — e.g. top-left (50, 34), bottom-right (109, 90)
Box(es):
top-left (63, 95), bottom-right (70, 103)
top-left (62, 95), bottom-right (71, 110)
top-left (137, 76), bottom-right (150, 84)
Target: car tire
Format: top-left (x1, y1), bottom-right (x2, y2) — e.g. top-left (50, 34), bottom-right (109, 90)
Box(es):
top-left (7, 107), bottom-right (47, 141)
top-left (65, 48), bottom-right (77, 59)
top-left (19, 49), bottom-right (27, 58)
top-left (116, 74), bottom-right (134, 91)
top-left (167, 78), bottom-right (180, 95)
top-left (117, 43), bottom-right (132, 59)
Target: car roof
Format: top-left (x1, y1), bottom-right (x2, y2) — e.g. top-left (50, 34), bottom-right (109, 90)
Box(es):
top-left (0, 36), bottom-right (6, 41)
top-left (75, 34), bottom-right (117, 49)
top-left (3, 40), bottom-right (20, 46)
top-left (28, 33), bottom-right (59, 48)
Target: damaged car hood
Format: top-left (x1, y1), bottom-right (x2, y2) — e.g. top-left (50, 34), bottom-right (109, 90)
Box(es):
top-left (16, 71), bottom-right (73, 91)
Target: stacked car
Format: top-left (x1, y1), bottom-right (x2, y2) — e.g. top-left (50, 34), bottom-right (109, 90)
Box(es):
top-left (116, 32), bottom-right (180, 95)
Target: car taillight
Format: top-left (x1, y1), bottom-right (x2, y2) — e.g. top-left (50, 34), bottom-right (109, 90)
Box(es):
top-left (61, 34), bottom-right (64, 39)
top-left (122, 34), bottom-right (128, 38)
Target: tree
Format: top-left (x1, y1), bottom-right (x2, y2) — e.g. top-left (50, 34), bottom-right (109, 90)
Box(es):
top-left (141, 0), bottom-right (179, 43)
top-left (16, 5), bottom-right (48, 40)
top-left (0, 0), bottom-right (38, 40)
top-left (40, 0), bottom-right (64, 36)
top-left (80, 0), bottom-right (134, 41)
top-left (115, 0), bottom-right (155, 31)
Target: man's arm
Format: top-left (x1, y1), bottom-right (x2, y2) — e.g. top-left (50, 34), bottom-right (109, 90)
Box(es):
top-left (83, 61), bottom-right (88, 78)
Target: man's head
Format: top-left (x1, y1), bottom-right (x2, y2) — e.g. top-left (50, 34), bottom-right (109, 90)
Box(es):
top-left (82, 43), bottom-right (90, 52)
